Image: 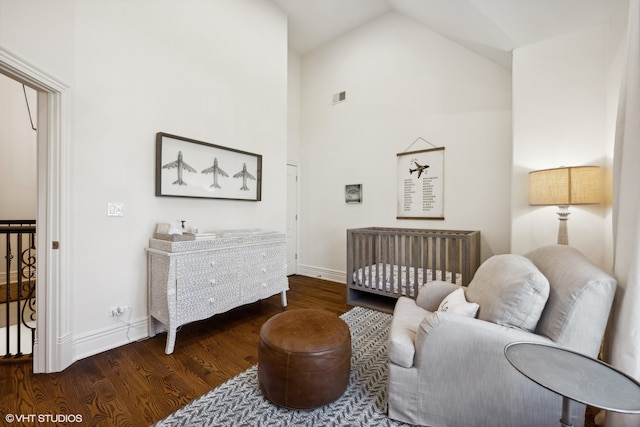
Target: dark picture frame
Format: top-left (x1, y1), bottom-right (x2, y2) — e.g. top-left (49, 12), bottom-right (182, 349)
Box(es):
top-left (345, 184), bottom-right (362, 204)
top-left (156, 132), bottom-right (262, 201)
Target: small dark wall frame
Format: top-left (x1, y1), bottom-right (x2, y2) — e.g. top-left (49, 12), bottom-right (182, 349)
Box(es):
top-left (156, 132), bottom-right (262, 201)
top-left (345, 184), bottom-right (362, 204)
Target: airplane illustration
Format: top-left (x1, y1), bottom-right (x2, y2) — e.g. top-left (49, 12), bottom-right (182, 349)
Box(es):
top-left (409, 161), bottom-right (429, 179)
top-left (201, 157), bottom-right (228, 188)
top-left (233, 163), bottom-right (256, 191)
top-left (162, 151), bottom-right (197, 185)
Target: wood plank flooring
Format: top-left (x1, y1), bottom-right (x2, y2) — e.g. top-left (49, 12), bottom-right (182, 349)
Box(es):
top-left (0, 275), bottom-right (597, 427)
top-left (0, 276), bottom-right (350, 426)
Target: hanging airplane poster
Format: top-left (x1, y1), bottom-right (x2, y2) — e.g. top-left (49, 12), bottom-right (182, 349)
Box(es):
top-left (396, 147), bottom-right (444, 219)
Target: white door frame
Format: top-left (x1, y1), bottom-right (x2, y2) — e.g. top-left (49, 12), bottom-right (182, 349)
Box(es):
top-left (0, 48), bottom-right (71, 373)
top-left (286, 163), bottom-right (299, 275)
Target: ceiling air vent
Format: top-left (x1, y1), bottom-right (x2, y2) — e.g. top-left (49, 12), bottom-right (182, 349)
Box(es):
top-left (332, 91), bottom-right (346, 104)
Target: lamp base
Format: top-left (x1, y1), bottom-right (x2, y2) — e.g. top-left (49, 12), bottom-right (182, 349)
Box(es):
top-left (556, 206), bottom-right (570, 245)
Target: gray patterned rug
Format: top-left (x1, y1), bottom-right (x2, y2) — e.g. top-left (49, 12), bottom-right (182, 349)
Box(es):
top-left (153, 306), bottom-right (411, 426)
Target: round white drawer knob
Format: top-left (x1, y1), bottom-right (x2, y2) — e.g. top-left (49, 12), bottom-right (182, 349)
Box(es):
top-left (261, 283), bottom-right (267, 288)
top-left (209, 279), bottom-right (216, 285)
top-left (261, 268), bottom-right (267, 273)
top-left (208, 298), bottom-right (214, 304)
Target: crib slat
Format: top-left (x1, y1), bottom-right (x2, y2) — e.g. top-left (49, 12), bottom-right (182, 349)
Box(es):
top-left (422, 235), bottom-right (428, 286)
top-left (440, 238), bottom-right (446, 282)
top-left (451, 237), bottom-right (459, 284)
top-left (403, 234), bottom-right (409, 297)
top-left (414, 235), bottom-right (420, 296)
top-left (431, 237), bottom-right (437, 282)
top-left (381, 234), bottom-right (387, 292)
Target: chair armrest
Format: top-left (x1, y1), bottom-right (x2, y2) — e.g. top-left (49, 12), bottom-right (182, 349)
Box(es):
top-left (415, 311), bottom-right (553, 365)
top-left (413, 312), bottom-right (554, 408)
top-left (389, 297), bottom-right (430, 368)
top-left (416, 281), bottom-right (461, 311)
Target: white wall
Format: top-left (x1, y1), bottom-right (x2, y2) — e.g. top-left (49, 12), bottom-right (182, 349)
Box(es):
top-left (299, 12), bottom-right (512, 281)
top-left (1, 0), bottom-right (288, 361)
top-left (511, 24), bottom-right (612, 266)
top-left (0, 0), bottom-right (75, 83)
top-left (0, 74), bottom-right (37, 282)
top-left (0, 74), bottom-right (37, 220)
top-left (288, 49), bottom-right (301, 163)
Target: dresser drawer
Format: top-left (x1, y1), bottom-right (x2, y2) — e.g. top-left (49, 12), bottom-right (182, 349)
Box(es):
top-left (242, 264), bottom-right (288, 300)
top-left (177, 270), bottom-right (238, 301)
top-left (176, 250), bottom-right (241, 295)
top-left (177, 291), bottom-right (238, 324)
top-left (242, 244), bottom-right (285, 277)
top-left (243, 243), bottom-right (286, 264)
top-left (243, 257), bottom-right (286, 280)
top-left (176, 248), bottom-right (242, 273)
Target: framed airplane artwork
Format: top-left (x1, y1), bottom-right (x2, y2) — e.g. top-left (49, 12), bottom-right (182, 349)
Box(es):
top-left (155, 132), bottom-right (262, 201)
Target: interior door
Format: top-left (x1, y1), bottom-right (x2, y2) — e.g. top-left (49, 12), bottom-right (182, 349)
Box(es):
top-left (286, 164), bottom-right (298, 276)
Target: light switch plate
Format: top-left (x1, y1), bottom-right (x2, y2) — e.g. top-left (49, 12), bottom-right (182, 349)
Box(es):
top-left (107, 203), bottom-right (124, 217)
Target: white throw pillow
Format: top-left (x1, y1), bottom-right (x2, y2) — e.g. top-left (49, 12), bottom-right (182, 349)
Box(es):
top-left (437, 288), bottom-right (479, 318)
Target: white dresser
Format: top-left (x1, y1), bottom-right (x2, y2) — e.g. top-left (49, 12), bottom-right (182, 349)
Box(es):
top-left (147, 230), bottom-right (288, 354)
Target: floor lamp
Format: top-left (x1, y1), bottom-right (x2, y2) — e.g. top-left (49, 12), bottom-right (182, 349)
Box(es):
top-left (529, 166), bottom-right (602, 245)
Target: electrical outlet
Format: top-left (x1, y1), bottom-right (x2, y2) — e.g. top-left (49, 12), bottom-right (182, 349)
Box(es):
top-left (108, 306), bottom-right (131, 317)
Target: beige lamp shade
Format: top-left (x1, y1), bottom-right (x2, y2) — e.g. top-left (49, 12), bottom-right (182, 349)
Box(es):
top-left (529, 166), bottom-right (602, 206)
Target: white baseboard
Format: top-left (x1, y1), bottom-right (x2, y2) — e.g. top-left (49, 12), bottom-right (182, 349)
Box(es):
top-left (72, 316), bottom-right (149, 361)
top-left (296, 264), bottom-right (346, 284)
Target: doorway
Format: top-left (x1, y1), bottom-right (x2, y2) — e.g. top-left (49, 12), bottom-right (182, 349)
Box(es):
top-left (0, 74), bottom-right (38, 359)
top-left (286, 164), bottom-right (298, 276)
top-left (0, 47), bottom-right (69, 373)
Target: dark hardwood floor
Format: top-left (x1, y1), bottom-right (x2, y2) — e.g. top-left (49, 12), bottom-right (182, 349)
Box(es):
top-left (0, 276), bottom-right (350, 426)
top-left (0, 275), bottom-right (598, 427)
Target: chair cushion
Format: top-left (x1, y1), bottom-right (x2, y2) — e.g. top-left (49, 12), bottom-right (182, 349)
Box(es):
top-left (465, 254), bottom-right (550, 332)
top-left (437, 288), bottom-right (479, 317)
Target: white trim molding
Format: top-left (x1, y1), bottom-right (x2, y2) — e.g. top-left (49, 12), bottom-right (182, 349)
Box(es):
top-left (296, 264), bottom-right (346, 284)
top-left (73, 316), bottom-right (149, 362)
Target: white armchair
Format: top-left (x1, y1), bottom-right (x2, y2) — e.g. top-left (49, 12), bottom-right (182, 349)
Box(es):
top-left (387, 245), bottom-right (617, 427)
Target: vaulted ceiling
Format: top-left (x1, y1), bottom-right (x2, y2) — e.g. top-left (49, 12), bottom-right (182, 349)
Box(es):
top-left (272, 0), bottom-right (613, 68)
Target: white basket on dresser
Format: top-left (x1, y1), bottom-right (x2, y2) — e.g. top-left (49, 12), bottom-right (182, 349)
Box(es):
top-left (147, 230), bottom-right (288, 354)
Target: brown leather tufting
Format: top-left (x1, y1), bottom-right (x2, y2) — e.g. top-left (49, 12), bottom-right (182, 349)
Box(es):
top-left (258, 309), bottom-right (352, 410)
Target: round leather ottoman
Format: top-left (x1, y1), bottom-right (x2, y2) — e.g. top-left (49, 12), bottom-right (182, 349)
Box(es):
top-left (258, 309), bottom-right (351, 410)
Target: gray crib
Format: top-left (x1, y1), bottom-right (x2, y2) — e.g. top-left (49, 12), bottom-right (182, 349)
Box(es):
top-left (346, 227), bottom-right (481, 313)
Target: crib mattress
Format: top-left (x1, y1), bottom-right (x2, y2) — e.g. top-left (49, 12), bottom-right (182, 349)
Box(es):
top-left (353, 263), bottom-right (462, 297)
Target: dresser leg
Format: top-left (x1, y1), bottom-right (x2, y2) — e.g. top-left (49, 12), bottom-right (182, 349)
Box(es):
top-left (281, 291), bottom-right (288, 307)
top-left (165, 328), bottom-right (177, 354)
top-left (148, 317), bottom-right (157, 338)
